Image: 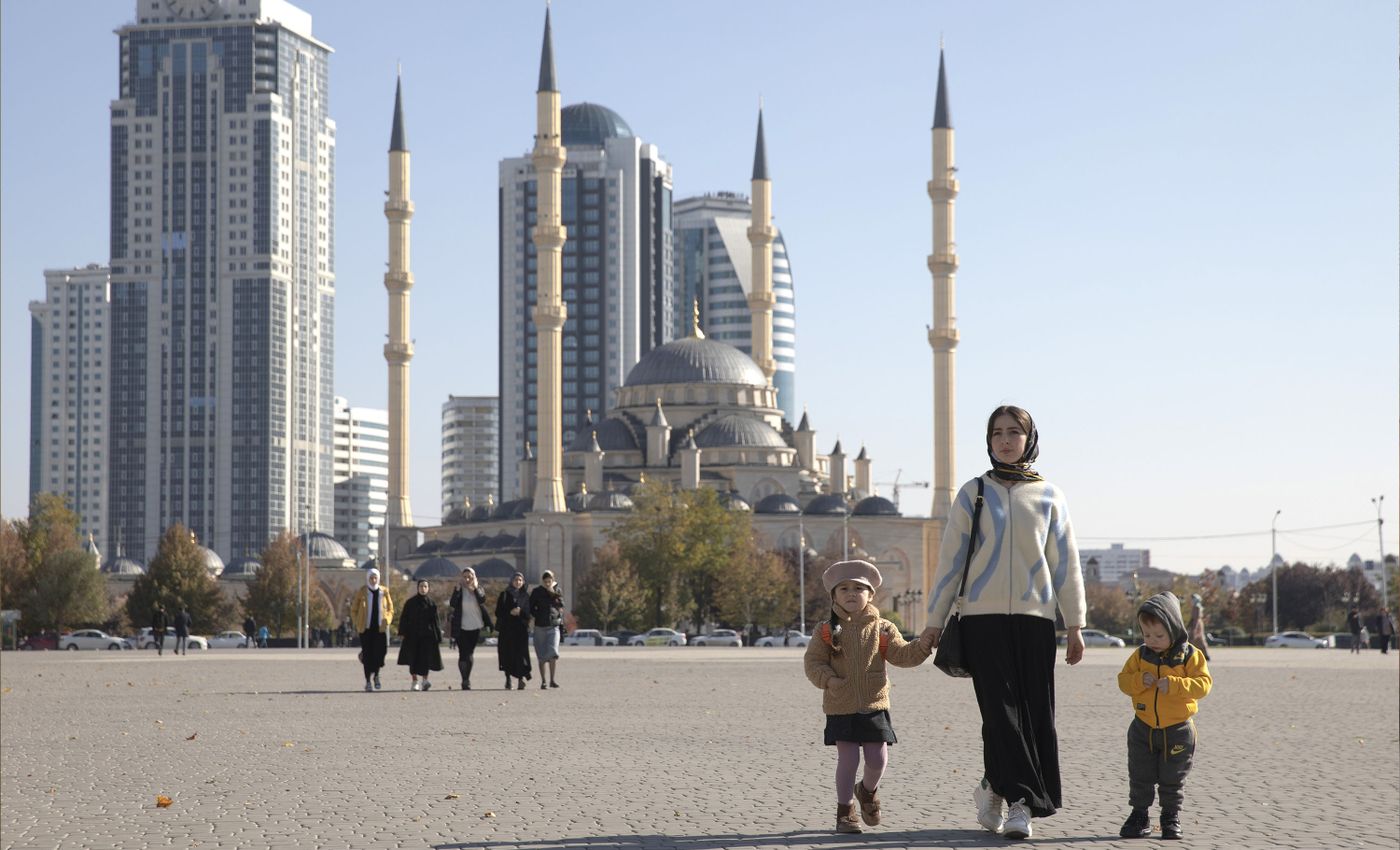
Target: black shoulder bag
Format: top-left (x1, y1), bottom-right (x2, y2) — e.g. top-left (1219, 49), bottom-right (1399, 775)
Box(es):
top-left (933, 478), bottom-right (985, 678)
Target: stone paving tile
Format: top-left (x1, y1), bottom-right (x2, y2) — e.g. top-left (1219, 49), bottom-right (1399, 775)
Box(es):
top-left (2, 647), bottom-right (1396, 849)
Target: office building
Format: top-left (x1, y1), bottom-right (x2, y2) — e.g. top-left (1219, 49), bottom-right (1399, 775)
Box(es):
top-left (441, 395), bottom-right (499, 518)
top-left (332, 397), bottom-right (388, 565)
top-left (1081, 542), bottom-right (1152, 586)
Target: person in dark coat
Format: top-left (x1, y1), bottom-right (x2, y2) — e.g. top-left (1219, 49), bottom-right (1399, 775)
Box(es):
top-left (448, 567), bottom-right (494, 690)
top-left (495, 572), bottom-right (533, 690)
top-left (243, 616), bottom-right (256, 649)
top-left (1374, 608), bottom-right (1396, 654)
top-left (151, 605), bottom-right (168, 656)
top-left (173, 607), bottom-right (192, 655)
top-left (1347, 607), bottom-right (1364, 654)
top-left (396, 580), bottom-right (443, 691)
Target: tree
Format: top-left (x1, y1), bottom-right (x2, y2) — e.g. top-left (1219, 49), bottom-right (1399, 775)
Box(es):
top-left (608, 480), bottom-right (685, 626)
top-left (0, 520), bottom-right (30, 612)
top-left (16, 493), bottom-right (81, 574)
top-left (125, 524), bottom-right (234, 634)
top-left (22, 549), bottom-right (109, 632)
top-left (715, 536), bottom-right (794, 632)
top-left (573, 541), bottom-right (646, 633)
top-left (242, 532), bottom-right (335, 638)
top-left (1084, 581), bottom-right (1138, 635)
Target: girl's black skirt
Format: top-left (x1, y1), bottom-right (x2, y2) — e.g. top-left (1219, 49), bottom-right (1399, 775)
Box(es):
top-left (824, 709), bottom-right (897, 745)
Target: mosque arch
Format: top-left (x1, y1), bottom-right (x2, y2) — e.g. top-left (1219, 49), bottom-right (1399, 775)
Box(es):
top-left (748, 478), bottom-right (784, 504)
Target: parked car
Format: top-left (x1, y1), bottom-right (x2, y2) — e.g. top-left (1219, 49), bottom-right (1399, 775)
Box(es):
top-left (628, 628), bottom-right (687, 646)
top-left (563, 629), bottom-right (617, 646)
top-left (58, 630), bottom-right (133, 651)
top-left (1264, 631), bottom-right (1327, 648)
top-left (135, 627), bottom-right (208, 650)
top-left (18, 634), bottom-right (59, 651)
top-left (1081, 629), bottom-right (1126, 648)
top-left (754, 631), bottom-right (811, 647)
top-left (207, 630), bottom-right (250, 649)
top-left (610, 630), bottom-right (641, 646)
top-left (691, 629), bottom-right (743, 647)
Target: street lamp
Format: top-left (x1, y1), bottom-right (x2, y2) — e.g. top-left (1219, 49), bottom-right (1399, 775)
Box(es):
top-left (797, 517), bottom-right (806, 635)
top-left (1250, 592), bottom-right (1268, 636)
top-left (1271, 509), bottom-right (1282, 635)
top-left (1373, 495), bottom-right (1388, 610)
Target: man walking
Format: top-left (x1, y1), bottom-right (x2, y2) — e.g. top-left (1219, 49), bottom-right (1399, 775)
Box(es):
top-left (151, 604), bottom-right (168, 656)
top-left (243, 615), bottom-right (256, 649)
top-left (1375, 608), bottom-right (1396, 654)
top-left (174, 606), bottom-right (192, 655)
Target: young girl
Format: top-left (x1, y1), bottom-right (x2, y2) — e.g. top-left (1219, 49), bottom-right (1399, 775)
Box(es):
top-left (804, 560), bottom-right (935, 834)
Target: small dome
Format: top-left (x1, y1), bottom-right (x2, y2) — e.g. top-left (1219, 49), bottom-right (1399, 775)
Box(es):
top-left (473, 557), bottom-right (517, 580)
top-left (360, 557), bottom-right (378, 570)
top-left (719, 491), bottom-right (752, 512)
top-left (462, 533), bottom-right (492, 552)
top-left (100, 555), bottom-right (147, 576)
top-left (468, 505), bottom-right (493, 522)
top-left (754, 493), bottom-right (802, 514)
top-left (414, 556), bottom-right (461, 581)
top-left (695, 414), bottom-right (788, 450)
top-left (624, 336), bottom-right (768, 388)
top-left (493, 498), bottom-right (530, 520)
top-left (567, 491), bottom-right (591, 512)
top-left (487, 531), bottom-right (525, 550)
top-left (853, 496), bottom-right (900, 517)
top-left (443, 505), bottom-right (470, 525)
top-left (588, 491), bottom-right (635, 512)
top-left (201, 546), bottom-right (225, 577)
top-left (221, 556), bottom-right (262, 579)
top-left (416, 538), bottom-right (448, 555)
top-left (299, 531), bottom-right (350, 561)
top-left (804, 494), bottom-right (852, 516)
top-left (561, 102), bottom-right (633, 146)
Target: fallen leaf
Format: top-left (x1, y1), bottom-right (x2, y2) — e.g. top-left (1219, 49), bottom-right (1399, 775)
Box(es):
top-left (483, 811), bottom-right (496, 818)
top-left (186, 733), bottom-right (198, 741)
top-left (2, 687), bottom-right (11, 694)
top-left (155, 795), bottom-right (172, 808)
top-left (154, 720), bottom-right (164, 726)
top-left (281, 741), bottom-right (295, 748)
top-left (444, 793), bottom-right (460, 800)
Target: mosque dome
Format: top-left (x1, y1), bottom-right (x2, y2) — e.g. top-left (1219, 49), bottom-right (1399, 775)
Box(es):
top-left (414, 556), bottom-right (461, 581)
top-left (468, 505), bottom-right (493, 522)
top-left (694, 414), bottom-right (788, 450)
top-left (804, 494), bottom-right (852, 516)
top-left (299, 531), bottom-right (350, 561)
top-left (719, 491), bottom-right (752, 512)
top-left (221, 556), bottom-right (262, 579)
top-left (416, 538), bottom-right (448, 555)
top-left (360, 558), bottom-right (378, 570)
top-left (568, 417), bottom-right (638, 452)
top-left (566, 490), bottom-right (592, 512)
top-left (200, 546), bottom-right (225, 577)
top-left (473, 557), bottom-right (517, 580)
top-left (753, 493), bottom-right (802, 514)
top-left (493, 498), bottom-right (531, 520)
top-left (443, 504), bottom-right (471, 525)
top-left (561, 103), bottom-right (633, 146)
top-left (100, 555), bottom-right (147, 576)
top-left (853, 495), bottom-right (900, 517)
top-left (624, 336), bottom-right (767, 389)
top-left (587, 491), bottom-right (635, 512)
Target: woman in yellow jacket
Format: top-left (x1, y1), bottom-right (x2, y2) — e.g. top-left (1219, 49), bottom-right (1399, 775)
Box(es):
top-left (350, 568), bottom-right (395, 691)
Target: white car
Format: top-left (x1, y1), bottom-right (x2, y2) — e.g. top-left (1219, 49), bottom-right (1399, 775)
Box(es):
top-left (691, 629), bottom-right (743, 647)
top-left (135, 628), bottom-right (208, 650)
top-left (207, 630), bottom-right (250, 649)
top-left (1080, 629), bottom-right (1126, 648)
top-left (563, 629), bottom-right (617, 646)
top-left (59, 630), bottom-right (133, 651)
top-left (754, 631), bottom-right (811, 648)
top-left (628, 628), bottom-right (687, 646)
top-left (1265, 631), bottom-right (1327, 648)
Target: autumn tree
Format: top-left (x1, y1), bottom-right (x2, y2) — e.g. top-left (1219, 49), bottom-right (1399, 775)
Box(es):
top-left (126, 524), bottom-right (234, 634)
top-left (1084, 581), bottom-right (1137, 635)
top-left (0, 521), bottom-right (31, 613)
top-left (22, 549), bottom-right (109, 632)
top-left (242, 532), bottom-right (336, 637)
top-left (573, 541), bottom-right (646, 633)
top-left (715, 535), bottom-right (795, 632)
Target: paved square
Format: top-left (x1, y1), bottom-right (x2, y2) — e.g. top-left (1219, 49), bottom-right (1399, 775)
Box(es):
top-left (2, 646), bottom-right (1396, 849)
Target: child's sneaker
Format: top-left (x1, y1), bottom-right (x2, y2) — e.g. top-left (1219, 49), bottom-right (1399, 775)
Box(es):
top-left (853, 781), bottom-right (881, 826)
top-left (1160, 810), bottom-right (1182, 840)
top-left (1119, 808), bottom-right (1151, 838)
top-left (973, 778), bottom-right (1004, 833)
top-left (1003, 800), bottom-right (1032, 840)
top-left (835, 803), bottom-right (862, 834)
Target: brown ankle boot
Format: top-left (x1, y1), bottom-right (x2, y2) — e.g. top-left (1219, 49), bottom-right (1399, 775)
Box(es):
top-left (836, 802), bottom-right (862, 834)
top-left (854, 780), bottom-right (881, 826)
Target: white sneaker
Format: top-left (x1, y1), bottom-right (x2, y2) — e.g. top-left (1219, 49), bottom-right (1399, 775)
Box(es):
top-left (421, 680), bottom-right (431, 692)
top-left (411, 680), bottom-right (421, 691)
top-left (1003, 800), bottom-right (1032, 840)
top-left (973, 778), bottom-right (1004, 834)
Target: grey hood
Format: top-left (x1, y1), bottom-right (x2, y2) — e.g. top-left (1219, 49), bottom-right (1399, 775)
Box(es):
top-left (1138, 591), bottom-right (1187, 652)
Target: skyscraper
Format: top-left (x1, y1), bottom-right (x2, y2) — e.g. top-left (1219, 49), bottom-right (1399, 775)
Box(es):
top-left (499, 84), bottom-right (676, 500)
top-left (673, 193), bottom-right (798, 422)
top-left (332, 397), bottom-right (388, 565)
top-left (29, 264), bottom-right (112, 546)
top-left (441, 395), bottom-right (500, 517)
top-left (107, 0), bottom-right (335, 561)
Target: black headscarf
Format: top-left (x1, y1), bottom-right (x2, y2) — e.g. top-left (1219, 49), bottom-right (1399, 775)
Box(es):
top-left (502, 573), bottom-right (530, 614)
top-left (987, 407), bottom-right (1043, 483)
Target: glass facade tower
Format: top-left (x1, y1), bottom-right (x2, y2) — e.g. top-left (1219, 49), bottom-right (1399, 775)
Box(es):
top-left (108, 0), bottom-right (334, 561)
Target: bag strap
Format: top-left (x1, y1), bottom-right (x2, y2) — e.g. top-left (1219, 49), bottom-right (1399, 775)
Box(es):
top-left (952, 478), bottom-right (986, 613)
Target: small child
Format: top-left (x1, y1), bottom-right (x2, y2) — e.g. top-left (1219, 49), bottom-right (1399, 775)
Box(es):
top-left (804, 560), bottom-right (934, 834)
top-left (1116, 592), bottom-right (1212, 841)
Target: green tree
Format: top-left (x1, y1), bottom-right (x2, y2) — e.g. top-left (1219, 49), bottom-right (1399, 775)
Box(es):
top-left (574, 541), bottom-right (646, 633)
top-left (608, 480), bottom-right (685, 626)
top-left (1084, 581), bottom-right (1137, 635)
top-left (0, 520), bottom-right (31, 613)
top-left (241, 532), bottom-right (299, 637)
top-left (125, 524), bottom-right (234, 634)
top-left (16, 493), bottom-right (81, 574)
top-left (22, 549), bottom-right (109, 632)
top-left (715, 536), bottom-right (794, 631)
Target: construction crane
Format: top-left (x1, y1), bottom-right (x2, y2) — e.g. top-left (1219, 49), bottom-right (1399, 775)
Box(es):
top-left (873, 469), bottom-right (929, 511)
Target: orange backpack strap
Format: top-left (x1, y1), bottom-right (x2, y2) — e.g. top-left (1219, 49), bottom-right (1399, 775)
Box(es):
top-left (818, 622), bottom-right (833, 647)
top-left (877, 626), bottom-right (891, 659)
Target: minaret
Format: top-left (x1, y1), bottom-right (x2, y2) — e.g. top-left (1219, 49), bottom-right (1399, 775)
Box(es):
top-left (384, 72), bottom-right (415, 533)
top-left (925, 47), bottom-right (959, 630)
top-left (531, 8), bottom-right (568, 513)
top-left (746, 107), bottom-right (777, 385)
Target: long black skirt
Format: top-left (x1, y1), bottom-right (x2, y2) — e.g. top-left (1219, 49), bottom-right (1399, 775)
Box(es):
top-left (496, 619), bottom-right (532, 680)
top-left (961, 614), bottom-right (1062, 818)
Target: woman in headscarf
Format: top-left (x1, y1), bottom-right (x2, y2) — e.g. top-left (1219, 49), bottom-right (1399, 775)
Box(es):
top-left (350, 567), bottom-right (395, 692)
top-left (528, 570), bottom-right (565, 690)
top-left (495, 571), bottom-right (533, 690)
top-left (1187, 593), bottom-right (1211, 661)
top-left (448, 567), bottom-right (493, 690)
top-left (921, 405), bottom-right (1086, 841)
top-left (396, 579), bottom-right (444, 691)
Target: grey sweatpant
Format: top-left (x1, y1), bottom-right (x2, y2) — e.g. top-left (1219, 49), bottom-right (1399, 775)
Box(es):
top-left (1127, 717), bottom-right (1196, 811)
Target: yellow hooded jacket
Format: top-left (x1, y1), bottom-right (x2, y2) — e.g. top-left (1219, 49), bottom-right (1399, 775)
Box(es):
top-left (350, 584), bottom-right (394, 634)
top-left (1117, 592), bottom-right (1212, 728)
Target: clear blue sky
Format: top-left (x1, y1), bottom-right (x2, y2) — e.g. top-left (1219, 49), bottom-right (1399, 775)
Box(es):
top-left (3, 1), bottom-right (1396, 574)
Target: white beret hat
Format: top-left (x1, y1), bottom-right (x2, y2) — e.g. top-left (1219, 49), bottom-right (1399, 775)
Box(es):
top-left (822, 559), bottom-right (883, 593)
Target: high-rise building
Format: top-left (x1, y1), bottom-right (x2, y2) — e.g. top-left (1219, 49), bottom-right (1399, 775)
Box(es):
top-left (673, 192), bottom-right (798, 422)
top-left (1081, 543), bottom-right (1152, 586)
top-left (332, 397), bottom-right (388, 565)
top-left (498, 100), bottom-right (675, 500)
top-left (29, 264), bottom-right (111, 547)
top-left (441, 395), bottom-right (500, 517)
top-left (107, 0), bottom-right (335, 561)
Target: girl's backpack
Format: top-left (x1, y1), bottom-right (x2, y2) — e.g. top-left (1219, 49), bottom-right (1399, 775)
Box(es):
top-left (817, 621), bottom-right (891, 659)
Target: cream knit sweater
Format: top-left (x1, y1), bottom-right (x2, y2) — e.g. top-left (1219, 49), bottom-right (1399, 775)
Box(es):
top-left (804, 602), bottom-right (931, 715)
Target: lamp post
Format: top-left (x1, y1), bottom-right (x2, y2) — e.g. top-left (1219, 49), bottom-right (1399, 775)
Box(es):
top-left (842, 507), bottom-right (850, 561)
top-left (1271, 509), bottom-right (1282, 634)
top-left (797, 517), bottom-right (806, 635)
top-left (1373, 495), bottom-right (1388, 609)
top-left (1250, 592), bottom-right (1267, 637)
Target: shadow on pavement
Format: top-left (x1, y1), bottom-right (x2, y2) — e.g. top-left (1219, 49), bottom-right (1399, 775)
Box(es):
top-left (435, 828), bottom-right (1119, 849)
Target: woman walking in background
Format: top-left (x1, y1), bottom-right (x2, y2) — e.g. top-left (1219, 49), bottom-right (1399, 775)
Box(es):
top-left (397, 579), bottom-right (444, 691)
top-left (529, 570), bottom-right (565, 689)
top-left (1187, 593), bottom-right (1211, 661)
top-left (350, 567), bottom-right (395, 691)
top-left (495, 572), bottom-right (533, 690)
top-left (449, 567), bottom-right (493, 690)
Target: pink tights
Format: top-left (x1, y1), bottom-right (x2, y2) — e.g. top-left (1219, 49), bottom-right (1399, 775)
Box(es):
top-left (834, 741), bottom-right (888, 804)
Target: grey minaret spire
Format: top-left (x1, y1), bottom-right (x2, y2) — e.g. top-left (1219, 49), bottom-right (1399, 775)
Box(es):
top-left (746, 106), bottom-right (777, 385)
top-left (752, 108), bottom-right (769, 180)
top-left (933, 49), bottom-right (952, 129)
top-left (390, 73), bottom-right (408, 151)
top-left (538, 7), bottom-right (557, 92)
top-left (383, 69), bottom-right (416, 556)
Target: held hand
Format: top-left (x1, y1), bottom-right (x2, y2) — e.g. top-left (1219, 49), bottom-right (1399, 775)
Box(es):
top-left (826, 677), bottom-right (845, 689)
top-left (1156, 677), bottom-right (1170, 694)
top-left (1065, 627), bottom-right (1085, 666)
top-left (920, 626), bottom-right (942, 650)
top-left (510, 607), bottom-right (521, 617)
top-left (1142, 671), bottom-right (1157, 688)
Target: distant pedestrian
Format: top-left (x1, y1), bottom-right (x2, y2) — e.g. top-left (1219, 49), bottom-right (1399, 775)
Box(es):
top-left (173, 607), bottom-right (192, 655)
top-left (1375, 608), bottom-right (1396, 654)
top-left (804, 560), bottom-right (934, 834)
top-left (151, 604), bottom-right (168, 656)
top-left (1116, 592), bottom-right (1213, 841)
top-left (257, 625), bottom-right (269, 649)
top-left (350, 567), bottom-right (395, 691)
top-left (243, 616), bottom-right (256, 648)
top-left (338, 619), bottom-right (349, 648)
top-left (448, 567), bottom-right (493, 691)
top-left (495, 572), bottom-right (532, 690)
top-left (529, 570), bottom-right (565, 690)
top-left (397, 580), bottom-right (443, 691)
top-left (1347, 607), bottom-right (1363, 654)
top-left (1187, 594), bottom-right (1210, 662)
